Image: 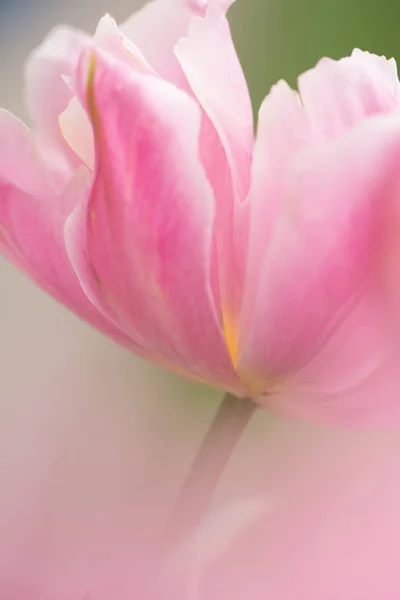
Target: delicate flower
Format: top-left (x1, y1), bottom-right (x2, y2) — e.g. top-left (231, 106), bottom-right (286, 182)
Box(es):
top-left (1, 0), bottom-right (400, 419)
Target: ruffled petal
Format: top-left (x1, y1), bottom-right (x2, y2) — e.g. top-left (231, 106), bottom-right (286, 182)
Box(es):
top-left (0, 110), bottom-right (135, 351)
top-left (120, 0), bottom-right (234, 88)
top-left (298, 50), bottom-right (400, 138)
top-left (71, 49), bottom-right (241, 390)
top-left (240, 81), bottom-right (315, 348)
top-left (175, 2), bottom-right (253, 200)
top-left (239, 113), bottom-right (400, 395)
top-left (25, 26), bottom-right (90, 167)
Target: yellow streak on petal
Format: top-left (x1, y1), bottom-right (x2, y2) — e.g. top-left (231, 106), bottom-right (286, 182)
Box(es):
top-left (86, 52), bottom-right (101, 136)
top-left (222, 308), bottom-right (284, 398)
top-left (222, 306), bottom-right (239, 367)
top-left (87, 53), bottom-right (96, 111)
top-left (85, 53), bottom-right (106, 297)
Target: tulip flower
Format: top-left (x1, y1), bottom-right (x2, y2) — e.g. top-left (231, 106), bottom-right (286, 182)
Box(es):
top-left (4, 1), bottom-right (400, 584)
top-left (2, 0), bottom-right (400, 531)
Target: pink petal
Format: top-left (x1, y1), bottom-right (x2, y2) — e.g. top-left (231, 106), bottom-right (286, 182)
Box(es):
top-left (0, 110), bottom-right (135, 350)
top-left (120, 0), bottom-right (234, 89)
top-left (263, 351), bottom-right (400, 427)
top-left (240, 81), bottom-right (315, 344)
top-left (59, 98), bottom-right (94, 169)
top-left (25, 26), bottom-right (91, 168)
top-left (73, 49), bottom-right (240, 390)
top-left (123, 0), bottom-right (253, 352)
top-left (175, 2), bottom-right (253, 200)
top-left (94, 14), bottom-right (155, 75)
top-left (172, 2), bottom-right (253, 360)
top-left (120, 0), bottom-right (195, 88)
top-left (239, 113), bottom-right (400, 395)
top-left (298, 50), bottom-right (400, 138)
top-left (286, 287), bottom-right (397, 395)
top-left (121, 0), bottom-right (254, 206)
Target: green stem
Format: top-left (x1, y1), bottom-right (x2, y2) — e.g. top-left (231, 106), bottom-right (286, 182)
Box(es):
top-left (165, 392), bottom-right (256, 543)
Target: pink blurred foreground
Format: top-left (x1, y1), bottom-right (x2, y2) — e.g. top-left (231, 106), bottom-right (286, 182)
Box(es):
top-left (1, 391), bottom-right (400, 599)
top-left (1, 0), bottom-right (400, 420)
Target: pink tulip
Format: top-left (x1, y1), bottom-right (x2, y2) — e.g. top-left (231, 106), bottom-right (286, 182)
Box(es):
top-left (2, 0), bottom-right (400, 419)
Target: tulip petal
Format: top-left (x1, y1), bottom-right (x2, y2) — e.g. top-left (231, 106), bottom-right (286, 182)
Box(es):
top-left (94, 14), bottom-right (155, 75)
top-left (123, 1), bottom-right (253, 355)
top-left (120, 0), bottom-right (195, 88)
top-left (0, 110), bottom-right (136, 350)
top-left (263, 351), bottom-right (400, 427)
top-left (286, 287), bottom-right (397, 395)
top-left (174, 2), bottom-right (253, 361)
top-left (120, 0), bottom-right (234, 88)
top-left (25, 27), bottom-right (90, 167)
top-left (175, 2), bottom-right (253, 201)
top-left (239, 114), bottom-right (400, 395)
top-left (241, 81), bottom-right (314, 335)
top-left (72, 49), bottom-right (240, 390)
top-left (121, 0), bottom-right (253, 201)
top-left (298, 50), bottom-right (400, 138)
top-left (59, 97), bottom-right (94, 169)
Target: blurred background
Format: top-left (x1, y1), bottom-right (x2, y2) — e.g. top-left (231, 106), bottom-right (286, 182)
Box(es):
top-left (1, 0), bottom-right (400, 598)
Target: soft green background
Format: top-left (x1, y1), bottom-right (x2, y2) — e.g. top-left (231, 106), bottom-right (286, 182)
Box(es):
top-left (229, 0), bottom-right (399, 113)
